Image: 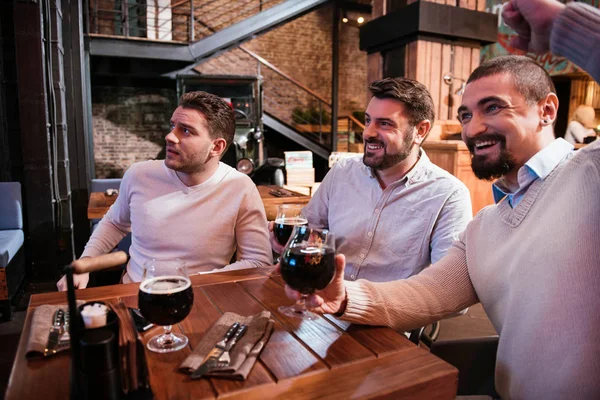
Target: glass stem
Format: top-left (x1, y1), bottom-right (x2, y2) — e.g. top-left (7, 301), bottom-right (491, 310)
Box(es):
top-left (163, 325), bottom-right (173, 343)
top-left (294, 295), bottom-right (308, 314)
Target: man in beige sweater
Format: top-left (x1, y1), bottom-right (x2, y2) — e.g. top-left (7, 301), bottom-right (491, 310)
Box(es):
top-left (285, 55), bottom-right (600, 399)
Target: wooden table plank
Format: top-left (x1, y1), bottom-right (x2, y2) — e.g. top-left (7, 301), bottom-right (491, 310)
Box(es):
top-left (219, 348), bottom-right (458, 400)
top-left (256, 185), bottom-right (311, 221)
top-left (88, 186), bottom-right (310, 221)
top-left (5, 312), bottom-right (71, 400)
top-left (183, 286), bottom-right (275, 397)
top-left (29, 268), bottom-right (274, 308)
top-left (323, 314), bottom-right (414, 356)
top-left (240, 278), bottom-right (375, 367)
top-left (202, 282), bottom-right (327, 380)
top-left (88, 191), bottom-right (117, 219)
top-left (267, 274), bottom-right (414, 356)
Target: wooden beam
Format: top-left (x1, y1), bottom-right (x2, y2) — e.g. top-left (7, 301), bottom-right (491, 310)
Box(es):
top-left (360, 1), bottom-right (498, 54)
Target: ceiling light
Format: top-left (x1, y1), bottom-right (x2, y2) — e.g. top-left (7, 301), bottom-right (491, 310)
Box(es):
top-left (357, 17), bottom-right (365, 24)
top-left (342, 17), bottom-right (348, 23)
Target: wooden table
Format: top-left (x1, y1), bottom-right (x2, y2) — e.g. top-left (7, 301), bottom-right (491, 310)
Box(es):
top-left (87, 191), bottom-right (118, 219)
top-left (87, 186), bottom-right (311, 221)
top-left (7, 269), bottom-right (458, 399)
top-left (256, 185), bottom-right (311, 221)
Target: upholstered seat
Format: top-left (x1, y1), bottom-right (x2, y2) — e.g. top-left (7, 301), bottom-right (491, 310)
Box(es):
top-left (0, 230), bottom-right (24, 269)
top-left (0, 182), bottom-right (25, 320)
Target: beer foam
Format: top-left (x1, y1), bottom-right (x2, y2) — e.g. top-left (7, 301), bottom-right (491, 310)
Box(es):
top-left (274, 217), bottom-right (308, 225)
top-left (140, 275), bottom-right (191, 294)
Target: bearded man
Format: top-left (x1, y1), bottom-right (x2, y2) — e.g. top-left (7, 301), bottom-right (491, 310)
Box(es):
top-left (272, 78), bottom-right (473, 282)
top-left (58, 91), bottom-right (272, 290)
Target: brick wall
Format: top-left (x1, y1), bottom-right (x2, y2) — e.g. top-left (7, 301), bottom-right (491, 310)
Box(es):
top-left (91, 3), bottom-right (369, 177)
top-left (92, 86), bottom-right (177, 178)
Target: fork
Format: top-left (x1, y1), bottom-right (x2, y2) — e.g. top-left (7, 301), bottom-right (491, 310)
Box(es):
top-left (60, 310), bottom-right (70, 343)
top-left (216, 324), bottom-right (247, 366)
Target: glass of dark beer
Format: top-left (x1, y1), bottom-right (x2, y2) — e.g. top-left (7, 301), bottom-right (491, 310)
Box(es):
top-left (278, 226), bottom-right (335, 320)
top-left (274, 204), bottom-right (308, 247)
top-left (138, 259), bottom-right (194, 353)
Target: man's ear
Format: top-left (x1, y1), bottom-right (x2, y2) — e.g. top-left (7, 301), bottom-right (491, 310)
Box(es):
top-left (211, 138), bottom-right (228, 157)
top-left (539, 92), bottom-right (559, 125)
top-left (413, 120), bottom-right (432, 145)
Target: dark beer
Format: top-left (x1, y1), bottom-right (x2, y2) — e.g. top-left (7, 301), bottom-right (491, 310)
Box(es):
top-left (138, 276), bottom-right (194, 326)
top-left (280, 245), bottom-right (335, 294)
top-left (274, 217), bottom-right (308, 246)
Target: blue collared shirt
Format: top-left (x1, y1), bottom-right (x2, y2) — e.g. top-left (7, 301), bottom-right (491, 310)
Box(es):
top-left (492, 138), bottom-right (574, 207)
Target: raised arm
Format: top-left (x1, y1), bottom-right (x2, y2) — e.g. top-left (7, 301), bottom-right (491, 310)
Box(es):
top-left (291, 234), bottom-right (479, 332)
top-left (503, 0), bottom-right (600, 83)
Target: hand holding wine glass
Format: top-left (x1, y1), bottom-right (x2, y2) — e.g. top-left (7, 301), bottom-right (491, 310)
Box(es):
top-left (138, 259), bottom-right (194, 353)
top-left (278, 226), bottom-right (337, 320)
top-left (282, 253), bottom-right (348, 316)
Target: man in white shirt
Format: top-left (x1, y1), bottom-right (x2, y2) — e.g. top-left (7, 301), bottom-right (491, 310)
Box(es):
top-left (272, 78), bottom-right (473, 282)
top-left (57, 91), bottom-right (272, 290)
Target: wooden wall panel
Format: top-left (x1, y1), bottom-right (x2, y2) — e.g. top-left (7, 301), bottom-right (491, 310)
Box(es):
top-left (470, 47), bottom-right (481, 74)
top-left (430, 42), bottom-right (442, 120)
top-left (440, 43), bottom-right (452, 121)
top-left (406, 41), bottom-right (419, 80)
top-left (367, 53), bottom-right (383, 85)
top-left (451, 46), bottom-right (463, 121)
top-left (569, 78), bottom-right (600, 121)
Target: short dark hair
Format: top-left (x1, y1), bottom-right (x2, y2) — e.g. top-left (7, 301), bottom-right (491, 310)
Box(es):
top-left (179, 91), bottom-right (235, 149)
top-left (368, 77), bottom-right (435, 126)
top-left (467, 55), bottom-right (556, 103)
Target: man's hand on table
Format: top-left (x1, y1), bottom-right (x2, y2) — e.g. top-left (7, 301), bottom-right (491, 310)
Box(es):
top-left (56, 258), bottom-right (91, 291)
top-left (280, 253), bottom-right (348, 315)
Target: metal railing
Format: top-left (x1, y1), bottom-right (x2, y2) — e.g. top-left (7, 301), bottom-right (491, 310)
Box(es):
top-left (238, 47), bottom-right (334, 149)
top-left (87, 0), bottom-right (283, 42)
top-left (336, 114), bottom-right (364, 153)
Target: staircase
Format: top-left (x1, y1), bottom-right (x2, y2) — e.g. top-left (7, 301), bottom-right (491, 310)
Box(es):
top-left (86, 0), bottom-right (361, 159)
top-left (88, 0), bottom-right (329, 63)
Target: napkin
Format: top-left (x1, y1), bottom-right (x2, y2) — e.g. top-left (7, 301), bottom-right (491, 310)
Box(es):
top-left (25, 302), bottom-right (83, 359)
top-left (179, 311), bottom-right (274, 380)
top-left (107, 300), bottom-right (149, 393)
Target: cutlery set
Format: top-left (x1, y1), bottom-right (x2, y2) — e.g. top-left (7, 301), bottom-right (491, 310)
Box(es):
top-left (43, 309), bottom-right (70, 357)
top-left (191, 322), bottom-right (247, 379)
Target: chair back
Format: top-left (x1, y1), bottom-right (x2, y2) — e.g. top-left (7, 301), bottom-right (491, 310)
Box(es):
top-left (0, 182), bottom-right (23, 230)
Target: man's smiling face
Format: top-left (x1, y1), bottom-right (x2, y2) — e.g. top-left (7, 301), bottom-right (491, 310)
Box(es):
top-left (458, 72), bottom-right (545, 181)
top-left (362, 97), bottom-right (416, 170)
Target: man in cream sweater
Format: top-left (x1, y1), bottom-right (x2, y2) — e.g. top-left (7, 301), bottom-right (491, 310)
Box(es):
top-left (57, 91), bottom-right (272, 290)
top-left (286, 55), bottom-right (600, 399)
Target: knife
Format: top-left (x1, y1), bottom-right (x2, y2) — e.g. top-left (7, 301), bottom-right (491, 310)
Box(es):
top-left (217, 324), bottom-right (247, 365)
top-left (190, 322), bottom-right (240, 379)
top-left (44, 309), bottom-right (65, 357)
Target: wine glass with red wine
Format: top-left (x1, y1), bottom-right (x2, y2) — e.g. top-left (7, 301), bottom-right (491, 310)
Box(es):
top-left (274, 204), bottom-right (307, 247)
top-left (138, 259), bottom-right (194, 353)
top-left (278, 226), bottom-right (336, 320)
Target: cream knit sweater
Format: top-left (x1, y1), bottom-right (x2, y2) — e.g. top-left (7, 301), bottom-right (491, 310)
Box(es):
top-left (342, 140), bottom-right (600, 399)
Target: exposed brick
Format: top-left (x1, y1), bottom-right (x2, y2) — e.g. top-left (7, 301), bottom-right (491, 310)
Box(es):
top-left (92, 3), bottom-right (368, 178)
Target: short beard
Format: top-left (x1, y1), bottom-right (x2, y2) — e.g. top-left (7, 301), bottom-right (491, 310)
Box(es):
top-left (466, 134), bottom-right (517, 181)
top-left (363, 128), bottom-right (414, 170)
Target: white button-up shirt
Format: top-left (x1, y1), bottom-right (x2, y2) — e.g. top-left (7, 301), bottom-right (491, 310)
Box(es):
top-left (302, 151), bottom-right (472, 282)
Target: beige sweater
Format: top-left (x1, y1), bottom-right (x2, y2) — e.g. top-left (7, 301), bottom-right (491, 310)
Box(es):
top-left (343, 141), bottom-right (600, 399)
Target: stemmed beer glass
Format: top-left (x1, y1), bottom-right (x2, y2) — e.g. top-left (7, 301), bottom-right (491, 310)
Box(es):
top-left (278, 226), bottom-right (336, 320)
top-left (138, 259), bottom-right (194, 353)
top-left (274, 204), bottom-right (308, 247)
